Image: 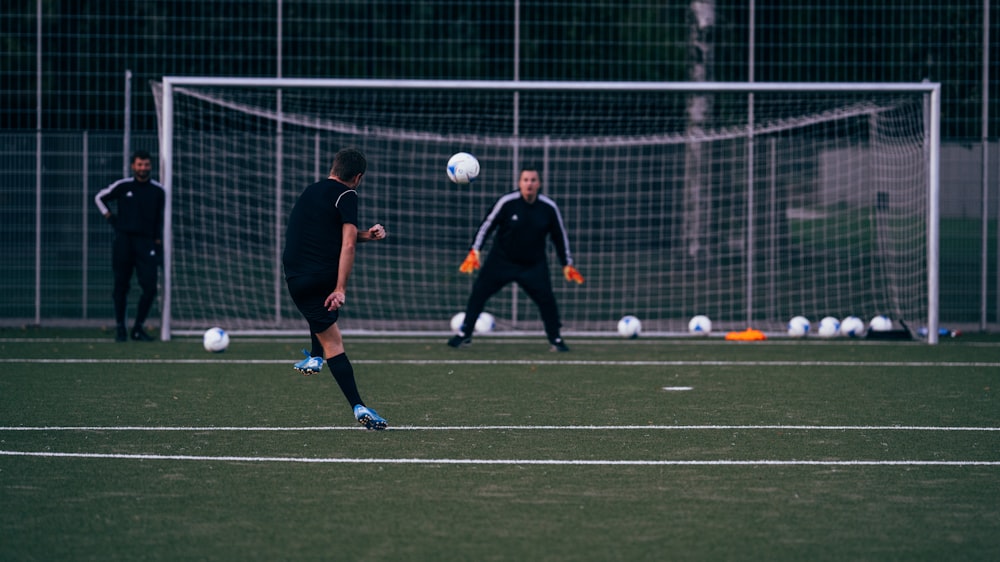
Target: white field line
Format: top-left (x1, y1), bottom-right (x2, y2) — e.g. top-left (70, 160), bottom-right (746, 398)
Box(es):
top-left (2, 424), bottom-right (998, 431)
top-left (1, 358), bottom-right (999, 367)
top-left (4, 426), bottom-right (996, 466)
top-left (0, 450), bottom-right (997, 466)
top-left (4, 336), bottom-right (1000, 348)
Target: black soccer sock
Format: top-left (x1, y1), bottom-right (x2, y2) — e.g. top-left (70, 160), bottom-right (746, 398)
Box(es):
top-left (310, 333), bottom-right (323, 358)
top-left (327, 353), bottom-right (364, 407)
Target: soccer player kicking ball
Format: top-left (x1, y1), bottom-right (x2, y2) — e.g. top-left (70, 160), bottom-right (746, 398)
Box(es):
top-left (282, 148), bottom-right (388, 430)
top-left (449, 167), bottom-right (584, 352)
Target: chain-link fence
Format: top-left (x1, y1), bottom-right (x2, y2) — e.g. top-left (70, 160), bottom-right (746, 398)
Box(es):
top-left (1, 1), bottom-right (997, 331)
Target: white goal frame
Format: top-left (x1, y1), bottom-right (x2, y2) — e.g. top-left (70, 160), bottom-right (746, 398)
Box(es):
top-left (157, 78), bottom-right (941, 342)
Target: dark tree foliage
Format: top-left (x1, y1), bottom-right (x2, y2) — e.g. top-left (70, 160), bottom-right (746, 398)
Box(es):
top-left (0, 0), bottom-right (996, 138)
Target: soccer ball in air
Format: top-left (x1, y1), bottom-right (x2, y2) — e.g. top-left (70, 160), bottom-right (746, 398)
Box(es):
top-left (688, 315), bottom-right (712, 336)
top-left (202, 327), bottom-right (230, 353)
top-left (450, 312), bottom-right (495, 335)
top-left (840, 316), bottom-right (866, 338)
top-left (869, 315), bottom-right (892, 332)
top-left (447, 152), bottom-right (480, 184)
top-left (817, 316), bottom-right (841, 337)
top-left (787, 315), bottom-right (811, 337)
top-left (617, 315), bottom-right (642, 338)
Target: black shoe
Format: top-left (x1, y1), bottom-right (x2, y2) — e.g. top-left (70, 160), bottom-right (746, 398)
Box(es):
top-left (115, 325), bottom-right (127, 342)
top-left (447, 335), bottom-right (472, 348)
top-left (549, 337), bottom-right (570, 352)
top-left (131, 327), bottom-right (155, 342)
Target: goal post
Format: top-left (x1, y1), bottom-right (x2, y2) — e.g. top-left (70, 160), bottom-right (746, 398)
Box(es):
top-left (154, 78), bottom-right (941, 342)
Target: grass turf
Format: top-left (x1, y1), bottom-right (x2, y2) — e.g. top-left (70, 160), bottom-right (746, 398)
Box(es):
top-left (1, 329), bottom-right (998, 561)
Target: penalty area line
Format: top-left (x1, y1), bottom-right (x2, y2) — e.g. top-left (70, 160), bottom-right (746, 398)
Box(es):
top-left (0, 450), bottom-right (998, 466)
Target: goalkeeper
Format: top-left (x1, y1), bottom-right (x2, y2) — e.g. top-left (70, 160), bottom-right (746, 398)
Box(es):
top-left (448, 167), bottom-right (584, 352)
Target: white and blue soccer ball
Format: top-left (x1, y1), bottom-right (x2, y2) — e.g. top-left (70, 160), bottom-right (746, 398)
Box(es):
top-left (450, 312), bottom-right (466, 334)
top-left (446, 152), bottom-right (480, 184)
top-left (202, 326), bottom-right (230, 353)
top-left (787, 315), bottom-right (811, 337)
top-left (450, 312), bottom-right (495, 335)
top-left (474, 312), bottom-right (496, 334)
top-left (818, 316), bottom-right (841, 337)
top-left (840, 316), bottom-right (866, 338)
top-left (617, 315), bottom-right (642, 338)
top-left (869, 315), bottom-right (892, 332)
top-left (688, 315), bottom-right (712, 336)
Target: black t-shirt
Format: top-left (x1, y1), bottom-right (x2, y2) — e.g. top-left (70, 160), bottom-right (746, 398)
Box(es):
top-left (282, 178), bottom-right (359, 278)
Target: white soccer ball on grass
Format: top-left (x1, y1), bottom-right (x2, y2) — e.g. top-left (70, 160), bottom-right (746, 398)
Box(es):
top-left (787, 315), bottom-right (811, 337)
top-left (688, 315), bottom-right (712, 336)
top-left (446, 152), bottom-right (480, 184)
top-left (869, 315), bottom-right (892, 332)
top-left (474, 312), bottom-right (496, 334)
top-left (202, 327), bottom-right (230, 353)
top-left (617, 315), bottom-right (642, 338)
top-left (840, 316), bottom-right (866, 338)
top-left (817, 316), bottom-right (841, 337)
top-left (450, 312), bottom-right (495, 335)
top-left (449, 313), bottom-right (466, 334)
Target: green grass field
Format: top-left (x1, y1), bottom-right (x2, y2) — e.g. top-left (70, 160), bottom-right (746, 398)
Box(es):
top-left (1, 329), bottom-right (998, 561)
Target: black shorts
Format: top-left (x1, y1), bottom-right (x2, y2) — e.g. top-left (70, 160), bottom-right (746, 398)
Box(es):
top-left (286, 271), bottom-right (340, 334)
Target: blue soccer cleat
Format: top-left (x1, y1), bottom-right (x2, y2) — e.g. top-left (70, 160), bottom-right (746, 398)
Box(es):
top-left (353, 404), bottom-right (388, 431)
top-left (293, 349), bottom-right (324, 375)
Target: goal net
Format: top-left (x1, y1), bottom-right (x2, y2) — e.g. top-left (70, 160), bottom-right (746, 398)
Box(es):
top-left (153, 79), bottom-right (940, 340)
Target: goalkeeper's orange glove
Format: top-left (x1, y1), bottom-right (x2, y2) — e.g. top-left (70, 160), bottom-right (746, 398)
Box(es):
top-left (563, 265), bottom-right (584, 284)
top-left (459, 249), bottom-right (481, 274)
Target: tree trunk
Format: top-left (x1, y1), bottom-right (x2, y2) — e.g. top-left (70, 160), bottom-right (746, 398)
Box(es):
top-left (683, 0), bottom-right (715, 259)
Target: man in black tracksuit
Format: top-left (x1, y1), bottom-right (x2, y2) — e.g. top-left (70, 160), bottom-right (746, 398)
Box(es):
top-left (94, 150), bottom-right (165, 342)
top-left (449, 167), bottom-right (584, 352)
